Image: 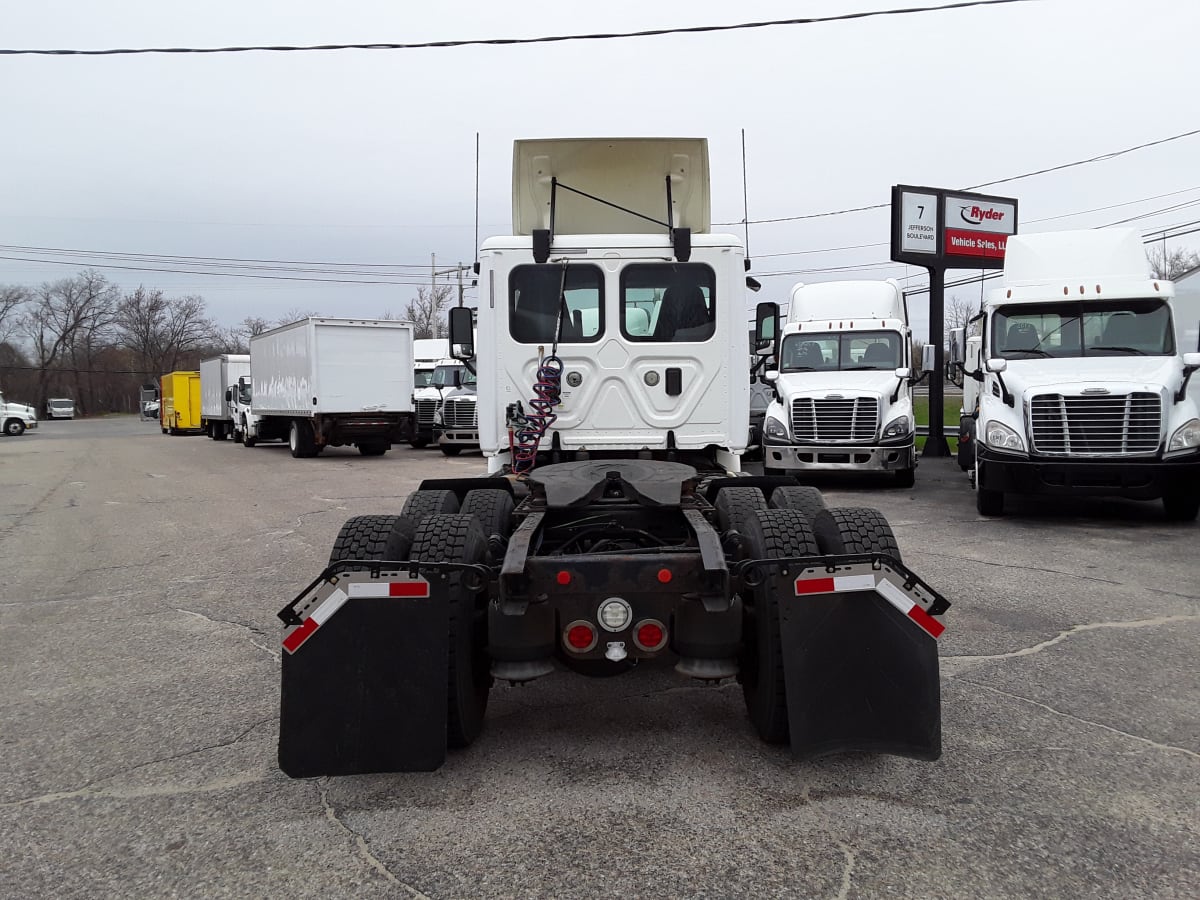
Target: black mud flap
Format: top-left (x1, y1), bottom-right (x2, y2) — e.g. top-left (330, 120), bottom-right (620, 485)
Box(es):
top-left (778, 569), bottom-right (942, 761)
top-left (278, 573), bottom-right (448, 777)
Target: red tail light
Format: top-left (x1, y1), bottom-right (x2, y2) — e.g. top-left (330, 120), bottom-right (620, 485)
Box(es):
top-left (564, 621), bottom-right (597, 652)
top-left (633, 619), bottom-right (667, 652)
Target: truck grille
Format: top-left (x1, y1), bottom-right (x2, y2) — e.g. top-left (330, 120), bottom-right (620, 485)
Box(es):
top-left (442, 399), bottom-right (478, 429)
top-left (1029, 392), bottom-right (1161, 456)
top-left (415, 398), bottom-right (438, 425)
top-left (790, 397), bottom-right (879, 443)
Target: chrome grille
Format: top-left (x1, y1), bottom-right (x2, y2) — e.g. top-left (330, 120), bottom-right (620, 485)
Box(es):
top-left (442, 398), bottom-right (478, 429)
top-left (415, 398), bottom-right (438, 425)
top-left (790, 397), bottom-right (879, 443)
top-left (1030, 392), bottom-right (1161, 456)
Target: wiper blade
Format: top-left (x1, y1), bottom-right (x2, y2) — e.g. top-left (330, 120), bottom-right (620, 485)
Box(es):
top-left (783, 366), bottom-right (815, 371)
top-left (1010, 348), bottom-right (1052, 357)
top-left (843, 365), bottom-right (882, 371)
top-left (1089, 345), bottom-right (1145, 355)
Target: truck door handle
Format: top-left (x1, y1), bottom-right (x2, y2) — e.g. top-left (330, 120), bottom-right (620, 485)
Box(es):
top-left (665, 368), bottom-right (682, 396)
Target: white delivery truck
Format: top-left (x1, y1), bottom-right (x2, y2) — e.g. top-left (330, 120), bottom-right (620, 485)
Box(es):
top-left (44, 398), bottom-right (75, 420)
top-left (955, 228), bottom-right (1200, 519)
top-left (276, 138), bottom-right (952, 777)
top-left (199, 353), bottom-right (250, 440)
top-left (244, 317), bottom-right (415, 458)
top-left (760, 280), bottom-right (917, 486)
top-left (411, 354), bottom-right (459, 450)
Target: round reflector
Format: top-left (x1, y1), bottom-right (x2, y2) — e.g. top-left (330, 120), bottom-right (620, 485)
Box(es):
top-left (566, 623), bottom-right (595, 651)
top-left (636, 622), bottom-right (665, 651)
top-left (657, 568), bottom-right (672, 584)
top-left (556, 570), bottom-right (571, 586)
top-left (597, 598), bottom-right (632, 632)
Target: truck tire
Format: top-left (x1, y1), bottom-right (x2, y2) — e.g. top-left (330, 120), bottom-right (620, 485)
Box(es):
top-left (460, 489), bottom-right (514, 539)
top-left (440, 444), bottom-right (464, 457)
top-left (975, 462), bottom-right (1003, 516)
top-left (811, 507), bottom-right (903, 562)
top-left (233, 427), bottom-right (243, 444)
top-left (740, 508), bottom-right (819, 743)
top-left (768, 485), bottom-right (826, 523)
top-left (4, 418), bottom-right (25, 436)
top-left (242, 417), bottom-right (256, 447)
top-left (412, 514), bottom-right (491, 748)
top-left (289, 420), bottom-right (318, 458)
top-left (409, 437), bottom-right (429, 449)
top-left (401, 489), bottom-right (461, 528)
top-left (358, 441), bottom-right (389, 456)
top-left (894, 467), bottom-right (916, 488)
top-left (714, 486), bottom-right (767, 536)
top-left (216, 423), bottom-right (228, 441)
top-left (1163, 484), bottom-right (1200, 522)
top-left (327, 514), bottom-right (416, 570)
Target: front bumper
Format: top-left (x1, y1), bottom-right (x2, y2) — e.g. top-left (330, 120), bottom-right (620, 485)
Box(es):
top-left (436, 429), bottom-right (480, 446)
top-left (763, 439), bottom-right (915, 472)
top-left (977, 446), bottom-right (1200, 500)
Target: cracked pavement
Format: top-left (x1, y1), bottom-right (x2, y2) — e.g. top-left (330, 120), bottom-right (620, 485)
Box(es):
top-left (1, 416), bottom-right (1197, 898)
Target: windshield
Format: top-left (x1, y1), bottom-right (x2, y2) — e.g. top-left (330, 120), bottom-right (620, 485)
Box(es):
top-left (432, 364), bottom-right (475, 387)
top-left (51, 400), bottom-right (73, 408)
top-left (414, 369), bottom-right (434, 387)
top-left (779, 330), bottom-right (902, 372)
top-left (992, 299), bottom-right (1175, 359)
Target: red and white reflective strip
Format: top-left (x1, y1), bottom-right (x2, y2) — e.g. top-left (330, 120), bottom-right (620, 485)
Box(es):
top-left (794, 572), bottom-right (945, 639)
top-left (282, 577), bottom-right (431, 654)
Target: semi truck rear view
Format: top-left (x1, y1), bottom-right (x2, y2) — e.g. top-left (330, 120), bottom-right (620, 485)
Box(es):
top-left (956, 228), bottom-right (1200, 519)
top-left (276, 138), bottom-right (951, 777)
top-left (243, 317), bottom-right (415, 457)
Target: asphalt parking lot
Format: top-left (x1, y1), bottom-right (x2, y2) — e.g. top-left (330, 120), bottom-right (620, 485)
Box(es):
top-left (2, 416), bottom-right (1197, 899)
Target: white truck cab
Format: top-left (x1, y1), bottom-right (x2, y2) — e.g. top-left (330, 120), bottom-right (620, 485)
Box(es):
top-left (44, 398), bottom-right (75, 420)
top-left (2, 393), bottom-right (39, 436)
top-left (759, 280), bottom-right (917, 485)
top-left (432, 363), bottom-right (479, 456)
top-left (956, 228), bottom-right (1200, 519)
top-left (410, 339), bottom-right (449, 448)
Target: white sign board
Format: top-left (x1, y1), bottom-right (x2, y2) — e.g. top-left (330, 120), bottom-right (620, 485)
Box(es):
top-left (899, 191), bottom-right (938, 254)
top-left (944, 195), bottom-right (1017, 234)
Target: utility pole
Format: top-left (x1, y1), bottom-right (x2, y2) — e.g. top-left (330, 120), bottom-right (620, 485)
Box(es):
top-left (457, 263), bottom-right (464, 308)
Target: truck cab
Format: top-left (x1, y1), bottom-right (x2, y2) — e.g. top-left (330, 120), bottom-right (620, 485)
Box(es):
top-left (959, 228), bottom-right (1200, 519)
top-left (432, 363), bottom-right (479, 456)
top-left (2, 393), bottom-right (38, 436)
top-left (413, 358), bottom-right (464, 449)
top-left (44, 398), bottom-right (75, 420)
top-left (410, 339), bottom-right (449, 448)
top-left (229, 376), bottom-right (257, 444)
top-left (759, 280), bottom-right (917, 486)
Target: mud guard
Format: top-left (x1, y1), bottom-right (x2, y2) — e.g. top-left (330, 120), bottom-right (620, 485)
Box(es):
top-left (278, 572), bottom-right (448, 777)
top-left (778, 565), bottom-right (943, 761)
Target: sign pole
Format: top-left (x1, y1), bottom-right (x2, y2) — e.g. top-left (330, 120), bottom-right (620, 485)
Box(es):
top-left (924, 265), bottom-right (950, 457)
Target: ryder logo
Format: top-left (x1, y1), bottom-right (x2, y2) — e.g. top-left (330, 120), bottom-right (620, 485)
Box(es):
top-left (959, 204), bottom-right (1006, 225)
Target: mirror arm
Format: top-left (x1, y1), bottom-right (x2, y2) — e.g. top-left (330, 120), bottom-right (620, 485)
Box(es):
top-left (995, 372), bottom-right (1014, 407)
top-left (1175, 365), bottom-right (1198, 403)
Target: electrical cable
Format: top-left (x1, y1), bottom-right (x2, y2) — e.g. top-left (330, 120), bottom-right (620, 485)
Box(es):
top-left (0, 1), bottom-right (1037, 56)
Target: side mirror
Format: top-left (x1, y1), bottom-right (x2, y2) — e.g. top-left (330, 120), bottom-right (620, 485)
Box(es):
top-left (1182, 352), bottom-right (1200, 369)
top-left (986, 358), bottom-right (1008, 374)
top-left (763, 370), bottom-right (779, 383)
top-left (224, 389), bottom-right (232, 402)
top-left (894, 367), bottom-right (911, 379)
top-left (949, 328), bottom-right (965, 365)
top-left (745, 276), bottom-right (762, 293)
top-left (449, 306), bottom-right (475, 361)
top-left (754, 301), bottom-right (779, 354)
top-left (921, 345), bottom-right (936, 373)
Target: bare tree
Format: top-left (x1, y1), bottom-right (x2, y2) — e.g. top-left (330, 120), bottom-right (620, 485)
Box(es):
top-left (0, 284), bottom-right (27, 345)
top-left (242, 316), bottom-right (271, 338)
top-left (118, 286), bottom-right (218, 376)
top-left (277, 308), bottom-right (320, 326)
top-left (945, 294), bottom-right (979, 336)
top-left (1147, 245), bottom-right (1200, 280)
top-left (405, 284), bottom-right (452, 340)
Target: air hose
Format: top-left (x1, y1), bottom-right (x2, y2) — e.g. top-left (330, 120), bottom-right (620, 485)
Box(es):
top-left (509, 263), bottom-right (568, 474)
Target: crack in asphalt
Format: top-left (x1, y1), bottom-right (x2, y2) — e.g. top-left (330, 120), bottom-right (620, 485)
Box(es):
top-left (961, 680), bottom-right (1199, 761)
top-left (295, 505), bottom-right (348, 529)
top-left (943, 615), bottom-right (1200, 677)
top-left (918, 549), bottom-right (1123, 585)
top-left (3, 718), bottom-right (274, 807)
top-left (834, 841), bottom-right (857, 900)
top-left (175, 607), bottom-right (280, 661)
top-left (319, 782), bottom-right (431, 898)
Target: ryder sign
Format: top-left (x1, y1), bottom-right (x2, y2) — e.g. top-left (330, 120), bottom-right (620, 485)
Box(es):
top-left (890, 185), bottom-right (1018, 270)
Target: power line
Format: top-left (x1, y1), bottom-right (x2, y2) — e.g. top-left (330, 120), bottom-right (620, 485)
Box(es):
top-left (0, 1), bottom-right (1037, 56)
top-left (715, 126), bottom-right (1200, 226)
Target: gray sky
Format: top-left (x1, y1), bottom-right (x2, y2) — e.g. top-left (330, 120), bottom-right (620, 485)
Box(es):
top-left (2, 0), bottom-right (1198, 341)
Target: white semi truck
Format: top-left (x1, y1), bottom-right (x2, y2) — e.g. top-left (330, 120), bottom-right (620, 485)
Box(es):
top-left (199, 353), bottom-right (250, 441)
top-left (760, 280), bottom-right (917, 486)
top-left (243, 317), bottom-right (415, 458)
top-left (412, 357), bottom-right (464, 449)
top-left (954, 228), bottom-right (1200, 519)
top-left (276, 138), bottom-right (951, 777)
top-left (433, 366), bottom-right (479, 456)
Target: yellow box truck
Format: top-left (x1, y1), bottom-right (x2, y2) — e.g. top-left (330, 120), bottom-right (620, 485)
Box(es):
top-left (160, 370), bottom-right (202, 435)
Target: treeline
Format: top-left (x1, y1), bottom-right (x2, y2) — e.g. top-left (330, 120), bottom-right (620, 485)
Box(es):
top-left (0, 270), bottom-right (278, 415)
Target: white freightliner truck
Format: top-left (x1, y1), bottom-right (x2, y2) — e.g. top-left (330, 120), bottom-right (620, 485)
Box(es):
top-left (199, 353), bottom-right (250, 441)
top-left (954, 228), bottom-right (1200, 519)
top-left (433, 365), bottom-right (479, 456)
top-left (760, 280), bottom-right (917, 486)
top-left (276, 139), bottom-right (951, 777)
top-left (412, 357), bottom-right (469, 449)
top-left (410, 339), bottom-right (448, 448)
top-left (243, 317), bottom-right (415, 458)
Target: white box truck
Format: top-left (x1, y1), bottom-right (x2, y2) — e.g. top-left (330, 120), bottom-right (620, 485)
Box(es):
top-left (244, 317), bottom-right (415, 457)
top-left (199, 353), bottom-right (250, 441)
top-left (955, 228), bottom-right (1200, 519)
top-left (760, 280), bottom-right (917, 486)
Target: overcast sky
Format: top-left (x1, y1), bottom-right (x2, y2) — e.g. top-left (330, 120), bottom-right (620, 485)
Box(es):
top-left (2, 0), bottom-right (1198, 341)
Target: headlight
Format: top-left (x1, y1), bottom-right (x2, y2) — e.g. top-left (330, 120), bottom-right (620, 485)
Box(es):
top-left (1168, 418), bottom-right (1200, 452)
top-left (882, 415), bottom-right (912, 438)
top-left (763, 416), bottom-right (788, 440)
top-left (985, 420), bottom-right (1025, 452)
